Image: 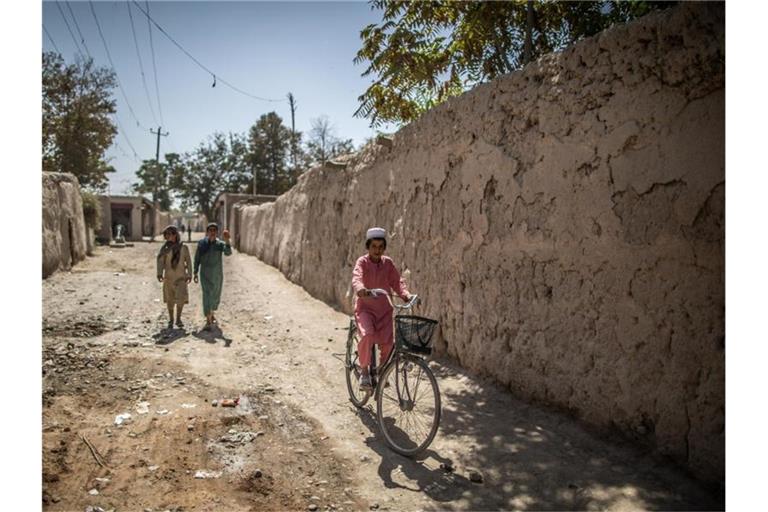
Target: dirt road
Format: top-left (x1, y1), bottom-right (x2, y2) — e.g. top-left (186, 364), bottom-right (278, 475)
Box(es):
top-left (42, 240), bottom-right (722, 511)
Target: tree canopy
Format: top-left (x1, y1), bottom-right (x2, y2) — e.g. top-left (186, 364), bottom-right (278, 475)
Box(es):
top-left (354, 0), bottom-right (674, 127)
top-left (248, 112), bottom-right (293, 195)
top-left (134, 111), bottom-right (354, 213)
top-left (132, 153), bottom-right (182, 212)
top-left (169, 134), bottom-right (234, 221)
top-left (42, 52), bottom-right (118, 190)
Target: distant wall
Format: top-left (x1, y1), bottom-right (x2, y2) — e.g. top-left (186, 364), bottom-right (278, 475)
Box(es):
top-left (237, 4), bottom-right (724, 482)
top-left (85, 226), bottom-right (94, 255)
top-left (230, 196), bottom-right (279, 250)
top-left (155, 210), bottom-right (172, 236)
top-left (176, 214), bottom-right (207, 233)
top-left (96, 195), bottom-right (112, 242)
top-left (42, 172), bottom-right (87, 278)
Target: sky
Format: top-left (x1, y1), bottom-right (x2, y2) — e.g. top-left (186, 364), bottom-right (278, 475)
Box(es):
top-left (42, 0), bottom-right (391, 195)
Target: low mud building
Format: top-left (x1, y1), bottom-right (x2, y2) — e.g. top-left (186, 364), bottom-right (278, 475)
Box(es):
top-left (96, 195), bottom-right (170, 243)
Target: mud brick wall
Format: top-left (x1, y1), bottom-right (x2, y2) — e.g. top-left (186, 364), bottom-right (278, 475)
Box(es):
top-left (237, 3), bottom-right (724, 482)
top-left (155, 210), bottom-right (172, 235)
top-left (42, 172), bottom-right (88, 278)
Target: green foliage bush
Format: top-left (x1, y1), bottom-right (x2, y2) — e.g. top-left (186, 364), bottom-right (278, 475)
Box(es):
top-left (81, 191), bottom-right (102, 230)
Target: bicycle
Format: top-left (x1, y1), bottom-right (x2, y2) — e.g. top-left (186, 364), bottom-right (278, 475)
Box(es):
top-left (344, 291), bottom-right (441, 456)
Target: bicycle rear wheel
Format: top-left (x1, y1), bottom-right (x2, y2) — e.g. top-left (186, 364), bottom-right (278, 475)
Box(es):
top-left (376, 354), bottom-right (440, 456)
top-left (345, 321), bottom-right (370, 408)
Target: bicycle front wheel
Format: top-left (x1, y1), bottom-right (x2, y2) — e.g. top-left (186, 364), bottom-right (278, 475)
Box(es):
top-left (376, 355), bottom-right (441, 456)
top-left (345, 321), bottom-right (370, 408)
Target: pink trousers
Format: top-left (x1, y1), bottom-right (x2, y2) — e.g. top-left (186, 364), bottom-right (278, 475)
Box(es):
top-left (355, 307), bottom-right (394, 368)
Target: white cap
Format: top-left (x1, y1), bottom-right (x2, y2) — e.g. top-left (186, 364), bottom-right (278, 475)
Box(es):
top-left (366, 227), bottom-right (386, 241)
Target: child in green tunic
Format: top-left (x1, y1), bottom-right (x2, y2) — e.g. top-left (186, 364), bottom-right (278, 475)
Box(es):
top-left (193, 223), bottom-right (232, 330)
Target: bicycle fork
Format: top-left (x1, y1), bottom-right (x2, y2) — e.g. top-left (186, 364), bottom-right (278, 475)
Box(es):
top-left (370, 345), bottom-right (378, 390)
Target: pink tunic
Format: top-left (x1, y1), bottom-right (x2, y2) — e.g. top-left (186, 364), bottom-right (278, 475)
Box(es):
top-left (351, 255), bottom-right (410, 367)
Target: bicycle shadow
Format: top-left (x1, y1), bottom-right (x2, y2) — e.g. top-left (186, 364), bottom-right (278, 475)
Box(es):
top-left (351, 405), bottom-right (473, 503)
top-left (193, 324), bottom-right (232, 347)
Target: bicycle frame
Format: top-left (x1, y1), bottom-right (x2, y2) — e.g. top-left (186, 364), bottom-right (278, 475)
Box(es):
top-left (346, 291), bottom-right (441, 456)
top-left (355, 293), bottom-right (421, 397)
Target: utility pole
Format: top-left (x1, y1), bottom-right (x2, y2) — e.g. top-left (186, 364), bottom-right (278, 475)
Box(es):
top-left (287, 92), bottom-right (297, 182)
top-left (149, 126), bottom-right (169, 242)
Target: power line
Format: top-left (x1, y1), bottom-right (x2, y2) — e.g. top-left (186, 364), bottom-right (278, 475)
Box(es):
top-left (145, 1), bottom-right (165, 126)
top-left (43, 24), bottom-right (61, 54)
top-left (127, 1), bottom-right (158, 125)
top-left (165, 132), bottom-right (179, 155)
top-left (55, 0), bottom-right (84, 58)
top-left (88, 0), bottom-right (147, 130)
top-left (64, 1), bottom-right (93, 59)
top-left (130, 0), bottom-right (286, 103)
top-left (112, 140), bottom-right (131, 159)
top-left (113, 114), bottom-right (140, 161)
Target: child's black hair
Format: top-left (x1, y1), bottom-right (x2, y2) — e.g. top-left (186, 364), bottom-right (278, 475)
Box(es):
top-left (365, 237), bottom-right (387, 249)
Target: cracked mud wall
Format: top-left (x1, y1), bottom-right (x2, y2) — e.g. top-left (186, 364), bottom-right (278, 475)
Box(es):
top-left (42, 172), bottom-right (88, 278)
top-left (238, 3), bottom-right (724, 482)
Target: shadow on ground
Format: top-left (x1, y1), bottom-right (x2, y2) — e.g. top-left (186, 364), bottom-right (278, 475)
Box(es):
top-left (152, 327), bottom-right (186, 345)
top-left (352, 406), bottom-right (474, 504)
top-left (344, 358), bottom-right (723, 511)
top-left (193, 324), bottom-right (232, 347)
top-left (426, 360), bottom-right (724, 511)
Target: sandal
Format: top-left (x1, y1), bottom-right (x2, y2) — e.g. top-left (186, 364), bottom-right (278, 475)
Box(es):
top-left (359, 374), bottom-right (372, 392)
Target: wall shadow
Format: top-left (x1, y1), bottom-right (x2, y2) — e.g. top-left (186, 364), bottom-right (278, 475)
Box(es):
top-left (418, 358), bottom-right (725, 511)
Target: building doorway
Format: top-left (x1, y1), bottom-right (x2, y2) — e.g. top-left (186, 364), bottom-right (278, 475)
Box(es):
top-left (111, 204), bottom-right (132, 239)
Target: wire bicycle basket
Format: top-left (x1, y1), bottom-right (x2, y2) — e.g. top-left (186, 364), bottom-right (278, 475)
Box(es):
top-left (395, 315), bottom-right (438, 355)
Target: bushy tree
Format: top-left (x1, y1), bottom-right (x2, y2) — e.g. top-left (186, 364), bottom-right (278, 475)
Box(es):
top-left (354, 0), bottom-right (674, 126)
top-left (224, 132), bottom-right (253, 193)
top-left (169, 134), bottom-right (232, 221)
top-left (81, 191), bottom-right (103, 230)
top-left (132, 153), bottom-right (179, 211)
top-left (42, 52), bottom-right (118, 189)
top-left (248, 112), bottom-right (293, 195)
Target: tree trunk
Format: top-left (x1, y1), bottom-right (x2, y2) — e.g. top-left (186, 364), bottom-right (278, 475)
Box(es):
top-left (523, 0), bottom-right (534, 65)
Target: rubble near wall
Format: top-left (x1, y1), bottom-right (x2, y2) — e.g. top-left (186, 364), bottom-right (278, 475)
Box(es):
top-left (42, 172), bottom-right (88, 278)
top-left (238, 3), bottom-right (724, 482)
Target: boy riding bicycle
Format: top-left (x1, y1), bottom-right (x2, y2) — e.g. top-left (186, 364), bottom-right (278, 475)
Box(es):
top-left (352, 227), bottom-right (413, 391)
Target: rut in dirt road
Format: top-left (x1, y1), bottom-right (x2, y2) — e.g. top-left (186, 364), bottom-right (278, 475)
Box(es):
top-left (43, 242), bottom-right (723, 511)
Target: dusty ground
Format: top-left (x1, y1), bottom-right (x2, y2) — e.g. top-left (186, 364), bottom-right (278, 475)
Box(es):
top-left (42, 239), bottom-right (723, 511)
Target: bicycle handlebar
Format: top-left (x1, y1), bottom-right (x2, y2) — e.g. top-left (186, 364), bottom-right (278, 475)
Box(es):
top-left (396, 294), bottom-right (420, 310)
top-left (367, 289), bottom-right (420, 309)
